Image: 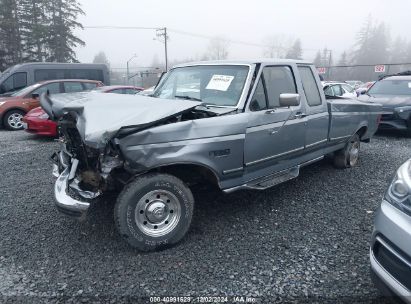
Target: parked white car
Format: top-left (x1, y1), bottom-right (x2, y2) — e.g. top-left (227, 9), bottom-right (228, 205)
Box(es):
top-left (323, 82), bottom-right (357, 98)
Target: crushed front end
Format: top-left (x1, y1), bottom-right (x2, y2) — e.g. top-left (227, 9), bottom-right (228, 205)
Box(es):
top-left (52, 114), bottom-right (124, 218)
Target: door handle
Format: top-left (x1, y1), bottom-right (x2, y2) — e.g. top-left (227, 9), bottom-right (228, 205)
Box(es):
top-left (294, 112), bottom-right (307, 119)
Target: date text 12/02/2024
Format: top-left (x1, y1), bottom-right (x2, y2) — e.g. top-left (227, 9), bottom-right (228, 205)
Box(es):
top-left (149, 296), bottom-right (258, 303)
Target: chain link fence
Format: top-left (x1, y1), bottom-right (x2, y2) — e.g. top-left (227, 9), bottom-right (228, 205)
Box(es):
top-left (317, 63), bottom-right (411, 82)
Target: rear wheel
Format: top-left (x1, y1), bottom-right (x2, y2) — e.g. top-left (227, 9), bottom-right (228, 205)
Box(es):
top-left (114, 173), bottom-right (194, 251)
top-left (4, 110), bottom-right (25, 130)
top-left (333, 134), bottom-right (361, 168)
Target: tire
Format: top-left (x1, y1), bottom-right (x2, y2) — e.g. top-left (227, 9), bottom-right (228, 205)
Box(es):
top-left (333, 134), bottom-right (361, 169)
top-left (4, 110), bottom-right (25, 130)
top-left (114, 173), bottom-right (194, 251)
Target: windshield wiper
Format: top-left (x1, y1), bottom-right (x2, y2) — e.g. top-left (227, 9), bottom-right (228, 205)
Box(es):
top-left (175, 95), bottom-right (202, 102)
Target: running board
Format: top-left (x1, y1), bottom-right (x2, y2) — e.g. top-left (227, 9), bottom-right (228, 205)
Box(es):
top-left (223, 166), bottom-right (299, 193)
top-left (247, 166), bottom-right (300, 190)
top-left (223, 155), bottom-right (324, 194)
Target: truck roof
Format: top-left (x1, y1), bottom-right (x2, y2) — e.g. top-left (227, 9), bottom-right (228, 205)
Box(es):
top-left (173, 58), bottom-right (312, 68)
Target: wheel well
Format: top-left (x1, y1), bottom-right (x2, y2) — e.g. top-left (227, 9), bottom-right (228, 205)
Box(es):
top-left (356, 126), bottom-right (367, 139)
top-left (150, 164), bottom-right (220, 188)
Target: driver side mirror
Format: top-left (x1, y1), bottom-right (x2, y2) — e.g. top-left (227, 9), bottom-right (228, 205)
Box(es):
top-left (31, 93), bottom-right (40, 99)
top-left (279, 93), bottom-right (300, 107)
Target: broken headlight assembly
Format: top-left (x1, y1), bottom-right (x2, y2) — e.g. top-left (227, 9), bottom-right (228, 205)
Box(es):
top-left (385, 159), bottom-right (411, 216)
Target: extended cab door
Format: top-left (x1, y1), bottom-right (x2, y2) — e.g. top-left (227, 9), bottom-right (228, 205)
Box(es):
top-left (297, 65), bottom-right (329, 149)
top-left (244, 65), bottom-right (306, 171)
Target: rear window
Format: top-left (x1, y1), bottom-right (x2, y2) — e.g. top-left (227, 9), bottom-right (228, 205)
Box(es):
top-left (298, 66), bottom-right (322, 106)
top-left (368, 79), bottom-right (411, 95)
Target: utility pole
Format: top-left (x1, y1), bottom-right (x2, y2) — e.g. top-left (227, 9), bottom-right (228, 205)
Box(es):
top-left (155, 28), bottom-right (169, 71)
top-left (327, 50), bottom-right (332, 80)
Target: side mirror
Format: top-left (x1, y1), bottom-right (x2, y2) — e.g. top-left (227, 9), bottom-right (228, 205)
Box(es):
top-left (279, 93), bottom-right (300, 107)
top-left (360, 90), bottom-right (367, 95)
top-left (31, 93), bottom-right (40, 99)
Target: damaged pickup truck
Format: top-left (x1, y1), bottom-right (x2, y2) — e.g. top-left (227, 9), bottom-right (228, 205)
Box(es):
top-left (41, 60), bottom-right (382, 251)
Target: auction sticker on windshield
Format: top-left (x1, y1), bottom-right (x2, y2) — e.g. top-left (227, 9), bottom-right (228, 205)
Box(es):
top-left (206, 75), bottom-right (234, 91)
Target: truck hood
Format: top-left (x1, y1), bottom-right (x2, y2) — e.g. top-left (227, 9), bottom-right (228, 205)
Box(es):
top-left (40, 92), bottom-right (201, 148)
top-left (358, 94), bottom-right (411, 109)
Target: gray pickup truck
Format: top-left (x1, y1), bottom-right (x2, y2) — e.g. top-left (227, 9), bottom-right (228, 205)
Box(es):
top-left (41, 59), bottom-right (382, 251)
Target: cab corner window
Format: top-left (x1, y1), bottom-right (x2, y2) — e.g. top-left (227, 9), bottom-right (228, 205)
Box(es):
top-left (263, 66), bottom-right (297, 108)
top-left (298, 66), bottom-right (322, 106)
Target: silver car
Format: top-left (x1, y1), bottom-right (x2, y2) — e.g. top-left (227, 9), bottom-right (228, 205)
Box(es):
top-left (370, 159), bottom-right (411, 302)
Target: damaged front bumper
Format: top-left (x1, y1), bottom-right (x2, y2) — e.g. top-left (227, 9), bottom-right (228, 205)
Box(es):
top-left (52, 151), bottom-right (100, 218)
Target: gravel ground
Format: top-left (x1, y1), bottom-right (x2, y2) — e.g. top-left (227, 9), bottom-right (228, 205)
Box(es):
top-left (0, 129), bottom-right (409, 303)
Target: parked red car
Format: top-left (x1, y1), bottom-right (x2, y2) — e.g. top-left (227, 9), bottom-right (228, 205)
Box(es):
top-left (23, 85), bottom-right (143, 137)
top-left (0, 79), bottom-right (103, 130)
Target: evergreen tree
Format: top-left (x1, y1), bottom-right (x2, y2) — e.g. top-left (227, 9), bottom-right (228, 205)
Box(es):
top-left (313, 51), bottom-right (322, 67)
top-left (0, 0), bottom-right (22, 70)
top-left (45, 0), bottom-right (85, 62)
top-left (285, 39), bottom-right (303, 60)
top-left (19, 0), bottom-right (48, 61)
top-left (93, 51), bottom-right (110, 67)
top-left (338, 51), bottom-right (348, 65)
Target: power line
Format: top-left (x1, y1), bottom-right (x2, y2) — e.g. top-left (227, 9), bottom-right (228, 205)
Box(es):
top-left (83, 25), bottom-right (318, 53)
top-left (84, 25), bottom-right (159, 30)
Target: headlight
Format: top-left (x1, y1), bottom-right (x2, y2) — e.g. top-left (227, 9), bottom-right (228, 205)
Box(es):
top-left (385, 159), bottom-right (411, 215)
top-left (39, 113), bottom-right (49, 119)
top-left (0, 101), bottom-right (6, 107)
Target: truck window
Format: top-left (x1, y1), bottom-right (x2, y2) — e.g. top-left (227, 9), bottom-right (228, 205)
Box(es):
top-left (262, 66), bottom-right (296, 108)
top-left (298, 66), bottom-right (322, 106)
top-left (333, 84), bottom-right (343, 96)
top-left (249, 78), bottom-right (268, 111)
top-left (35, 69), bottom-right (65, 82)
top-left (0, 72), bottom-right (27, 93)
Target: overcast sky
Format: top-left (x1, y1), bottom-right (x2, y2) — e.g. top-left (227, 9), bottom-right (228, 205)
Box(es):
top-left (74, 0), bottom-right (411, 71)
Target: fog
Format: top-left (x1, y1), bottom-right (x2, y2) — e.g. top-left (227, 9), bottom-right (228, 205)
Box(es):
top-left (74, 0), bottom-right (411, 69)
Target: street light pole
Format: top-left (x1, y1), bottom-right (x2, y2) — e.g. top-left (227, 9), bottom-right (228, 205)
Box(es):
top-left (126, 54), bottom-right (138, 84)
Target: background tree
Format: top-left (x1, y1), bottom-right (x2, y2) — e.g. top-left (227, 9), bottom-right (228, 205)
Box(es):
top-left (262, 35), bottom-right (292, 58)
top-left (93, 51), bottom-right (110, 67)
top-left (205, 37), bottom-right (229, 60)
top-left (45, 0), bottom-right (85, 62)
top-left (19, 0), bottom-right (48, 61)
top-left (0, 0), bottom-right (22, 70)
top-left (285, 39), bottom-right (303, 60)
top-left (313, 51), bottom-right (322, 67)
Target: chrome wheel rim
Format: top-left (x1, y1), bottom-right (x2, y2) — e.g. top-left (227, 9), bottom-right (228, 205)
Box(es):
top-left (8, 113), bottom-right (23, 129)
top-left (349, 141), bottom-right (360, 166)
top-left (135, 190), bottom-right (181, 237)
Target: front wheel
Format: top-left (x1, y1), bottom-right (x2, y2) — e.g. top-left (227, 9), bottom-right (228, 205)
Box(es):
top-left (333, 134), bottom-right (361, 168)
top-left (114, 173), bottom-right (194, 251)
top-left (4, 110), bottom-right (25, 130)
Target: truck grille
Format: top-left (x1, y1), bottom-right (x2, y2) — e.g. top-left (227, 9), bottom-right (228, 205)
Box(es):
top-left (373, 236), bottom-right (411, 291)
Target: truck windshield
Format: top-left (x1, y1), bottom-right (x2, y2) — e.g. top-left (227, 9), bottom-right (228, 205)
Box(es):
top-left (368, 79), bottom-right (411, 96)
top-left (152, 65), bottom-right (249, 107)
